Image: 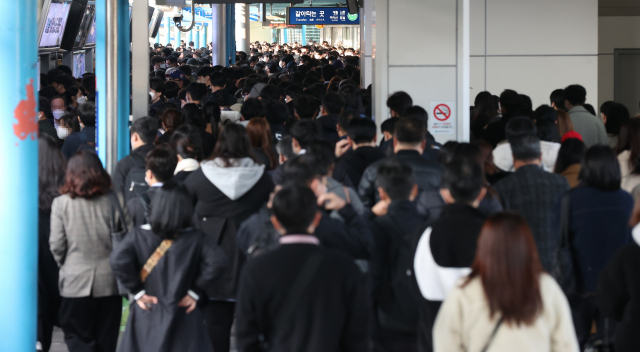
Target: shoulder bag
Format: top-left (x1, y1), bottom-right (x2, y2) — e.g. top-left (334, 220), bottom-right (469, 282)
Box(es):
top-left (552, 190), bottom-right (580, 297)
top-left (109, 192), bottom-right (130, 296)
top-left (480, 316), bottom-right (504, 352)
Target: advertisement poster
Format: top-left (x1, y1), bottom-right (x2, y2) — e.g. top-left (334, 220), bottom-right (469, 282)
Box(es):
top-left (40, 3), bottom-right (71, 48)
top-left (73, 52), bottom-right (85, 78)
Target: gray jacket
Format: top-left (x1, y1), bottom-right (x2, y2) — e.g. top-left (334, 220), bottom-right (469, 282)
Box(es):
top-left (50, 193), bottom-right (128, 298)
top-left (568, 106), bottom-right (608, 148)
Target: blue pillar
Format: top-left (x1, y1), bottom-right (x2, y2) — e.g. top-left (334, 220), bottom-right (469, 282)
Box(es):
top-left (225, 5), bottom-right (236, 65)
top-left (176, 20), bottom-right (181, 47)
top-left (155, 28), bottom-right (160, 44)
top-left (201, 24), bottom-right (207, 49)
top-left (0, 0), bottom-right (38, 350)
top-left (195, 26), bottom-right (200, 48)
top-left (271, 29), bottom-right (276, 44)
top-left (165, 17), bottom-right (170, 45)
top-left (96, 0), bottom-right (130, 165)
top-left (283, 28), bottom-right (288, 45)
top-left (187, 27), bottom-right (193, 46)
top-left (301, 25), bottom-right (307, 45)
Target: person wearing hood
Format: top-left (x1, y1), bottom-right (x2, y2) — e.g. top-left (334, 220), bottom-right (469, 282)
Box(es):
top-left (183, 124), bottom-right (274, 352)
top-left (317, 92), bottom-right (346, 145)
top-left (597, 198), bottom-right (640, 352)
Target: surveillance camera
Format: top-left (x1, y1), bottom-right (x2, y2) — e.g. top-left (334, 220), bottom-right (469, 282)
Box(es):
top-left (173, 15), bottom-right (183, 26)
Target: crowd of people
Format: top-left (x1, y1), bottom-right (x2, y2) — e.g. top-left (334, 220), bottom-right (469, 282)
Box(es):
top-left (34, 39), bottom-right (640, 352)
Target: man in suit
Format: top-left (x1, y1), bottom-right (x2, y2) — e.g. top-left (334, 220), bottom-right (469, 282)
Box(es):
top-left (235, 183), bottom-right (370, 352)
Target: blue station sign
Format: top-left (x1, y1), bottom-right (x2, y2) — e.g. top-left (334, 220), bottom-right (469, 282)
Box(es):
top-left (286, 7), bottom-right (360, 25)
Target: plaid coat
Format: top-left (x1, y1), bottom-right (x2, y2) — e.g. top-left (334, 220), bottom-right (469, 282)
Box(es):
top-left (494, 164), bottom-right (570, 272)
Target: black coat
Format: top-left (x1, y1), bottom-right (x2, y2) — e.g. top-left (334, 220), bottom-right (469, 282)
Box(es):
top-left (183, 167), bottom-right (274, 300)
top-left (38, 209), bottom-right (60, 351)
top-left (358, 150), bottom-right (442, 208)
top-left (235, 243), bottom-right (371, 352)
top-left (370, 200), bottom-right (428, 333)
top-left (110, 227), bottom-right (227, 352)
top-left (113, 144), bottom-right (155, 196)
top-left (125, 187), bottom-right (160, 228)
top-left (335, 146), bottom-right (386, 188)
top-left (412, 203), bottom-right (487, 352)
top-left (236, 204), bottom-right (373, 260)
top-left (596, 234), bottom-right (640, 352)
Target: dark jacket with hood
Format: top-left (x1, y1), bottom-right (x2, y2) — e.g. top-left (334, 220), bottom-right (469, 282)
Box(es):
top-left (335, 146), bottom-right (386, 188)
top-left (412, 203), bottom-right (487, 352)
top-left (184, 157), bottom-right (274, 300)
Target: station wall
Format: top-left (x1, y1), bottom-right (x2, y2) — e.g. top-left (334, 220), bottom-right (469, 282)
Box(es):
top-left (598, 16), bottom-right (640, 112)
top-left (470, 0), bottom-right (599, 109)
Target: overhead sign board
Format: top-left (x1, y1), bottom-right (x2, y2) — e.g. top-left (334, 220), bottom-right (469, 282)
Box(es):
top-left (286, 7), bottom-right (360, 25)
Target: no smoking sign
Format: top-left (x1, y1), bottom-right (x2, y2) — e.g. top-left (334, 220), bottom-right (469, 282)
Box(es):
top-left (429, 101), bottom-right (456, 135)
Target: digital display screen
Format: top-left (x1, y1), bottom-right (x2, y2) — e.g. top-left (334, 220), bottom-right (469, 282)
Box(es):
top-left (39, 2), bottom-right (72, 48)
top-left (287, 7), bottom-right (360, 25)
top-left (85, 14), bottom-right (97, 45)
top-left (73, 52), bottom-right (85, 78)
top-left (73, 4), bottom-right (95, 48)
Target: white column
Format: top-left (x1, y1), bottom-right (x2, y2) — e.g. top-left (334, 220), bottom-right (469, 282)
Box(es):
top-left (235, 4), bottom-right (250, 53)
top-left (131, 0), bottom-right (149, 120)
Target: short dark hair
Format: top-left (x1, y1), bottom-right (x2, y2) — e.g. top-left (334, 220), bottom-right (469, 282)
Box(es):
top-left (164, 81), bottom-right (180, 99)
top-left (553, 138), bottom-right (586, 174)
top-left (145, 146), bottom-right (178, 182)
top-left (376, 158), bottom-right (416, 201)
top-left (60, 150), bottom-right (111, 199)
top-left (441, 157), bottom-right (483, 203)
top-left (149, 182), bottom-right (194, 240)
top-left (294, 95), bottom-right (320, 119)
top-left (579, 145), bottom-right (621, 191)
top-left (77, 101), bottom-right (96, 127)
top-left (606, 103), bottom-right (630, 135)
top-left (404, 105), bottom-right (429, 125)
top-left (285, 84), bottom-right (304, 100)
top-left (387, 92), bottom-right (413, 116)
top-left (185, 83), bottom-right (208, 101)
top-left (53, 74), bottom-right (73, 89)
top-left (505, 116), bottom-right (537, 141)
top-left (150, 78), bottom-right (165, 96)
top-left (264, 100), bottom-right (289, 126)
top-left (322, 92), bottom-right (346, 115)
top-left (499, 89), bottom-right (521, 115)
top-left (241, 98), bottom-right (265, 120)
top-left (290, 119), bottom-right (323, 149)
top-left (276, 135), bottom-right (296, 160)
top-left (381, 117), bottom-right (399, 134)
top-left (321, 64), bottom-right (337, 81)
top-left (510, 134), bottom-right (541, 161)
top-left (564, 85), bottom-right (587, 106)
top-left (550, 89), bottom-right (566, 111)
top-left (166, 56), bottom-right (178, 64)
top-left (283, 155), bottom-right (324, 184)
top-left (272, 183), bottom-right (318, 234)
top-left (209, 72), bottom-right (227, 88)
top-left (131, 116), bottom-right (159, 144)
top-left (182, 104), bottom-right (205, 130)
top-left (259, 85), bottom-right (281, 102)
top-left (197, 66), bottom-right (215, 79)
top-left (394, 116), bottom-right (425, 144)
top-left (306, 140), bottom-right (335, 176)
top-left (347, 117), bottom-right (377, 144)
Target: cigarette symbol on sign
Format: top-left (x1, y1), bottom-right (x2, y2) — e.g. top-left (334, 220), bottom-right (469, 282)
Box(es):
top-left (434, 104), bottom-right (451, 121)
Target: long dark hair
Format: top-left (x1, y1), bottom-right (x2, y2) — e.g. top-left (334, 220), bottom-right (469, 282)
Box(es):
top-left (471, 91), bottom-right (498, 128)
top-left (209, 123), bottom-right (257, 166)
top-left (464, 212), bottom-right (543, 326)
top-left (617, 118), bottom-right (640, 174)
top-left (534, 105), bottom-right (561, 143)
top-left (59, 150), bottom-right (111, 199)
top-left (553, 138), bottom-right (586, 174)
top-left (148, 182), bottom-right (194, 240)
top-left (579, 145), bottom-right (622, 191)
top-left (246, 118), bottom-right (277, 169)
top-left (39, 135), bottom-right (67, 211)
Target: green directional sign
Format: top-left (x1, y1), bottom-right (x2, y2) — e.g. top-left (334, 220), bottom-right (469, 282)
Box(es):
top-left (347, 13), bottom-right (358, 21)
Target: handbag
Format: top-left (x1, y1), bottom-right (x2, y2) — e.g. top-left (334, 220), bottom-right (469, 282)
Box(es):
top-left (480, 316), bottom-right (504, 352)
top-left (108, 192), bottom-right (130, 296)
top-left (552, 190), bottom-right (580, 297)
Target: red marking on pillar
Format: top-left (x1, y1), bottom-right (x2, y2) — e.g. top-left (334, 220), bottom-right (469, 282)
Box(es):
top-left (13, 79), bottom-right (38, 141)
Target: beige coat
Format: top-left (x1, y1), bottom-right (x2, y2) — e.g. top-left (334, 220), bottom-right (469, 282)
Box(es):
top-left (49, 193), bottom-right (127, 298)
top-left (433, 274), bottom-right (579, 352)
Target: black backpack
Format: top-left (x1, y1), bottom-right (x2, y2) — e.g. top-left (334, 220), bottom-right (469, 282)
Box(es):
top-left (375, 214), bottom-right (421, 333)
top-left (123, 154), bottom-right (149, 203)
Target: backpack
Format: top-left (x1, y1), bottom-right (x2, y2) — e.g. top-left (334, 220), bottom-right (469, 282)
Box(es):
top-left (124, 154), bottom-right (149, 203)
top-left (138, 192), bottom-right (152, 224)
top-left (375, 214), bottom-right (421, 333)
